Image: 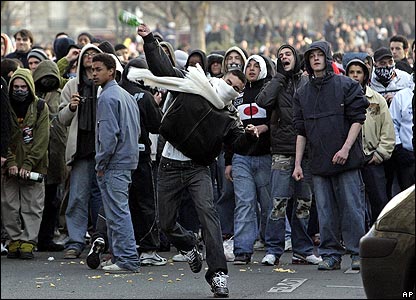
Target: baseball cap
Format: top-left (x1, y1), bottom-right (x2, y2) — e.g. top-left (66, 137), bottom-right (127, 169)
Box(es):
top-left (373, 47), bottom-right (393, 62)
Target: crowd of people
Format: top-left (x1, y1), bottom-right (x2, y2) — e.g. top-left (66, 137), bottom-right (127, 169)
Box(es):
top-left (1, 13), bottom-right (415, 298)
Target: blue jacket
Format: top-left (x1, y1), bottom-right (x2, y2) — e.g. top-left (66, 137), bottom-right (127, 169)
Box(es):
top-left (95, 80), bottom-right (140, 171)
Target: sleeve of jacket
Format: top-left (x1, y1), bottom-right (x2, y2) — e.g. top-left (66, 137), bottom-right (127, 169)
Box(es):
top-left (374, 92), bottom-right (396, 161)
top-left (343, 79), bottom-right (369, 125)
top-left (22, 101), bottom-right (50, 171)
top-left (140, 92), bottom-right (163, 134)
top-left (292, 90), bottom-right (306, 137)
top-left (255, 72), bottom-right (285, 109)
top-left (95, 97), bottom-right (120, 171)
top-left (143, 33), bottom-right (184, 78)
top-left (58, 79), bottom-right (77, 126)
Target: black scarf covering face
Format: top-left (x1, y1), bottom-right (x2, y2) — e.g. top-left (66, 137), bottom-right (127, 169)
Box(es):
top-left (77, 74), bottom-right (97, 131)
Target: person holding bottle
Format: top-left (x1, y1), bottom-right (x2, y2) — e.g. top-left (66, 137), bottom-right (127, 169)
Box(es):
top-left (1, 68), bottom-right (50, 260)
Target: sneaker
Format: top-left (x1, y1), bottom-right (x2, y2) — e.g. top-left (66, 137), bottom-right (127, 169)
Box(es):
top-left (86, 237), bottom-right (105, 269)
top-left (1, 243), bottom-right (9, 256)
top-left (261, 254), bottom-right (278, 266)
top-left (318, 256), bottom-right (341, 270)
top-left (180, 246), bottom-right (203, 273)
top-left (19, 242), bottom-right (35, 259)
top-left (140, 251), bottom-right (167, 266)
top-left (284, 239), bottom-right (292, 251)
top-left (37, 242), bottom-right (65, 252)
top-left (64, 248), bottom-right (81, 259)
top-left (7, 240), bottom-right (20, 259)
top-left (253, 240), bottom-right (265, 251)
top-left (172, 252), bottom-right (188, 262)
top-left (102, 263), bottom-right (139, 274)
top-left (351, 255), bottom-right (360, 270)
top-left (211, 271), bottom-right (229, 298)
top-left (233, 253), bottom-right (251, 265)
top-left (101, 259), bottom-right (114, 268)
top-left (292, 253), bottom-right (323, 265)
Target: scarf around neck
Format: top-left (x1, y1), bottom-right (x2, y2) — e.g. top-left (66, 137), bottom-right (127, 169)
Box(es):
top-left (127, 64), bottom-right (239, 109)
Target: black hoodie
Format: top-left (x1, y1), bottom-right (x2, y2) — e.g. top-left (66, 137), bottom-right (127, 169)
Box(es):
top-left (119, 58), bottom-right (163, 162)
top-left (293, 41), bottom-right (369, 176)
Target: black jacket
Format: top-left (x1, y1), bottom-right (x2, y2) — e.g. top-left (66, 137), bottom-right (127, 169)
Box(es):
top-left (293, 41), bottom-right (369, 176)
top-left (256, 45), bottom-right (308, 156)
top-left (142, 33), bottom-right (256, 166)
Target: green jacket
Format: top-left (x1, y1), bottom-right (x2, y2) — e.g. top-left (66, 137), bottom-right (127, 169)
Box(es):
top-left (7, 68), bottom-right (50, 174)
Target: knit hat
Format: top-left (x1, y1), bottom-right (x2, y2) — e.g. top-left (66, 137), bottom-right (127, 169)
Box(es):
top-left (27, 48), bottom-right (48, 62)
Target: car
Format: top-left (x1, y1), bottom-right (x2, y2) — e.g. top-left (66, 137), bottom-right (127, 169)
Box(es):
top-left (360, 184), bottom-right (415, 299)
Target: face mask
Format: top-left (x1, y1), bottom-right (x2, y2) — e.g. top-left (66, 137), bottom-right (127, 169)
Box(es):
top-left (67, 73), bottom-right (77, 79)
top-left (227, 63), bottom-right (242, 71)
top-left (12, 89), bottom-right (29, 102)
top-left (374, 65), bottom-right (395, 83)
top-left (37, 76), bottom-right (59, 92)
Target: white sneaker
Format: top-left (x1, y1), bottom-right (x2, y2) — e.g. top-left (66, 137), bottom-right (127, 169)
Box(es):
top-left (284, 239), bottom-right (292, 251)
top-left (172, 252), bottom-right (188, 262)
top-left (253, 240), bottom-right (265, 250)
top-left (261, 254), bottom-right (277, 266)
top-left (1, 243), bottom-right (8, 255)
top-left (100, 259), bottom-right (113, 268)
top-left (292, 253), bottom-right (323, 265)
top-left (140, 251), bottom-right (167, 266)
top-left (102, 263), bottom-right (139, 273)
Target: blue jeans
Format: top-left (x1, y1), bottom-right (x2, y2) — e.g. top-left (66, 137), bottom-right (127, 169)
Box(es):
top-left (265, 155), bottom-right (314, 257)
top-left (97, 169), bottom-right (140, 271)
top-left (313, 169), bottom-right (366, 260)
top-left (65, 157), bottom-right (102, 252)
top-left (157, 157), bottom-right (227, 284)
top-left (232, 154), bottom-right (271, 255)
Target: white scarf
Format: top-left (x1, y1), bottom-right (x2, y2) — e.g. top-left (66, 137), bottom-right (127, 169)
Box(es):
top-left (127, 64), bottom-right (239, 109)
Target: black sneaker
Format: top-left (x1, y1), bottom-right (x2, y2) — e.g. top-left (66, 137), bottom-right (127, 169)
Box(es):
top-left (180, 246), bottom-right (203, 273)
top-left (211, 272), bottom-right (229, 298)
top-left (86, 237), bottom-right (105, 269)
top-left (233, 253), bottom-right (251, 265)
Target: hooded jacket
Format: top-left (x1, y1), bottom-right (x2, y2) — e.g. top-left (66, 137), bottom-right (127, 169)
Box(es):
top-left (33, 60), bottom-right (68, 184)
top-left (256, 45), bottom-right (308, 156)
top-left (232, 55), bottom-right (271, 157)
top-left (119, 58), bottom-right (163, 162)
top-left (142, 32), bottom-right (257, 166)
top-left (293, 41), bottom-right (369, 176)
top-left (7, 68), bottom-right (49, 174)
top-left (222, 46), bottom-right (247, 73)
top-left (58, 43), bottom-right (103, 165)
top-left (343, 53), bottom-right (395, 162)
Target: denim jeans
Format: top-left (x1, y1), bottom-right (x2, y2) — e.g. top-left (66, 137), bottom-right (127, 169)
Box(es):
top-left (157, 157), bottom-right (227, 284)
top-left (232, 154), bottom-right (272, 255)
top-left (97, 169), bottom-right (140, 271)
top-left (313, 169), bottom-right (366, 260)
top-left (215, 150), bottom-right (235, 236)
top-left (264, 155), bottom-right (314, 258)
top-left (65, 157), bottom-right (102, 252)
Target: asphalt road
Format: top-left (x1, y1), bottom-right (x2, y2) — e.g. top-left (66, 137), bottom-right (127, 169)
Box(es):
top-left (1, 246), bottom-right (367, 299)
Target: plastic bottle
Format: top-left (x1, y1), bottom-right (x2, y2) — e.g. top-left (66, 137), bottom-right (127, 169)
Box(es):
top-left (20, 171), bottom-right (44, 183)
top-left (118, 10), bottom-right (142, 27)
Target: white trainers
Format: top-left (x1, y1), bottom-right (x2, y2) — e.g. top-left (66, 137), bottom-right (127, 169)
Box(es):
top-left (284, 239), bottom-right (292, 251)
top-left (172, 252), bottom-right (188, 262)
top-left (102, 263), bottom-right (139, 273)
top-left (292, 253), bottom-right (323, 265)
top-left (253, 240), bottom-right (265, 250)
top-left (140, 251), bottom-right (167, 266)
top-left (261, 254), bottom-right (278, 266)
top-left (100, 259), bottom-right (113, 268)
